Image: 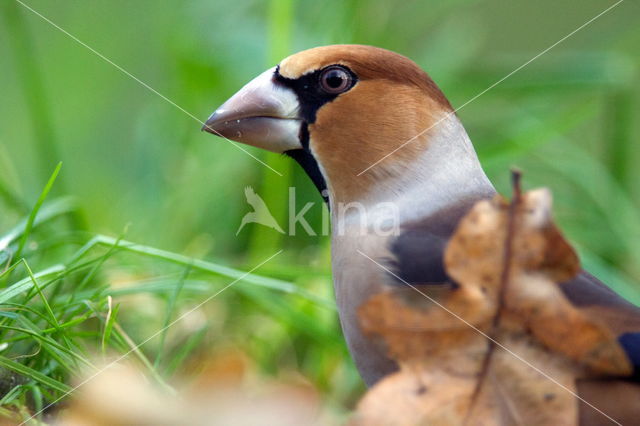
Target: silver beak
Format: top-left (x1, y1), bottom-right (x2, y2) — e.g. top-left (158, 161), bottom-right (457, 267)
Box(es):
top-left (202, 67), bottom-right (302, 153)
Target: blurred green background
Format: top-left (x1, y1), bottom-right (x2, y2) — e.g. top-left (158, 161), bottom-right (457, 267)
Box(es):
top-left (0, 0), bottom-right (639, 420)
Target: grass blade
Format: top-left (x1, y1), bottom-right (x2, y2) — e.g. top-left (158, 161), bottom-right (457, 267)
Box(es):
top-left (13, 162), bottom-right (62, 262)
top-left (0, 355), bottom-right (71, 394)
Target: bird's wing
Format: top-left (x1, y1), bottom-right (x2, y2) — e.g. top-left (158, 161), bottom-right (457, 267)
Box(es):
top-left (388, 197), bottom-right (640, 423)
top-left (561, 272), bottom-right (640, 424)
top-left (387, 196), bottom-right (480, 286)
top-left (560, 270), bottom-right (640, 372)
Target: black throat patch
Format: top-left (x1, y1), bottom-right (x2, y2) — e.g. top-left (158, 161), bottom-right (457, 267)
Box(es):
top-left (274, 66), bottom-right (356, 206)
top-left (284, 122), bottom-right (328, 205)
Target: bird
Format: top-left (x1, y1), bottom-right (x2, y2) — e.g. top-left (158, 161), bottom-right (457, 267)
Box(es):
top-left (202, 45), bottom-right (640, 423)
top-left (236, 186), bottom-right (284, 235)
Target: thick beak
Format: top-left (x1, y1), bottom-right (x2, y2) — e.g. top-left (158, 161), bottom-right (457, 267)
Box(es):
top-left (202, 67), bottom-right (302, 153)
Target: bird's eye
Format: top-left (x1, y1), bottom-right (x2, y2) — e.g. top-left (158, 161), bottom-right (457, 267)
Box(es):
top-left (319, 66), bottom-right (352, 94)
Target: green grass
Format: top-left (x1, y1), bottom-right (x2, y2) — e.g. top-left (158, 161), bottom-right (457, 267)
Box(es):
top-left (0, 170), bottom-right (355, 421)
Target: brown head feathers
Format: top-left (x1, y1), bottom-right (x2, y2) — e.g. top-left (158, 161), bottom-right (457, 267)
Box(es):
top-left (278, 45), bottom-right (456, 203)
top-left (279, 45), bottom-right (452, 111)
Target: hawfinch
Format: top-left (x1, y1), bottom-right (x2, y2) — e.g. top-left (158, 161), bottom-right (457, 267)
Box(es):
top-left (203, 45), bottom-right (640, 420)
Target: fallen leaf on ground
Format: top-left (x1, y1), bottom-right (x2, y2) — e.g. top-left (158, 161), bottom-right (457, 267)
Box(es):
top-left (354, 173), bottom-right (632, 426)
top-left (57, 349), bottom-right (324, 426)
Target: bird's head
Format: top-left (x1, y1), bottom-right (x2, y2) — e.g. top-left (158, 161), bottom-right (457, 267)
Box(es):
top-left (203, 45), bottom-right (456, 205)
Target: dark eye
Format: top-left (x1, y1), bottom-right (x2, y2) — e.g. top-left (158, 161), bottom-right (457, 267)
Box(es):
top-left (319, 66), bottom-right (352, 94)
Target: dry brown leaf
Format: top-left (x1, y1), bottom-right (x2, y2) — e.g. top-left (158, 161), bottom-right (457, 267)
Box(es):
top-left (354, 174), bottom-right (632, 426)
top-left (58, 349), bottom-right (325, 426)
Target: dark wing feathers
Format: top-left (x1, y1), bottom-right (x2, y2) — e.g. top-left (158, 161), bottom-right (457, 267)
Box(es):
top-left (388, 231), bottom-right (449, 285)
top-left (561, 270), bottom-right (640, 377)
top-left (387, 198), bottom-right (640, 423)
top-left (387, 197), bottom-right (482, 286)
top-left (619, 332), bottom-right (640, 377)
